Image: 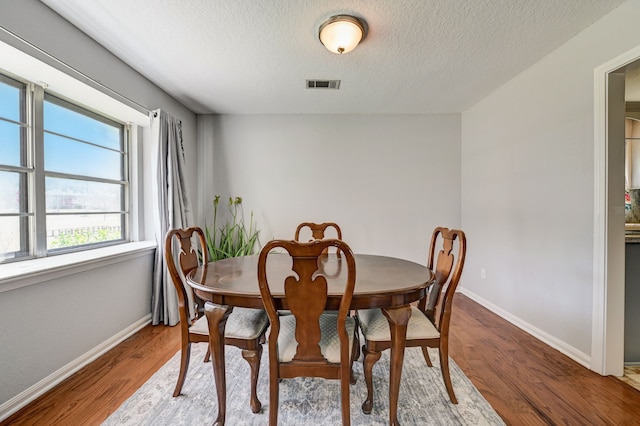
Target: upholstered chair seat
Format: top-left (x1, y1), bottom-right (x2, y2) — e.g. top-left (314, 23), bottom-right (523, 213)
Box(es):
top-left (189, 307), bottom-right (269, 340)
top-left (357, 306), bottom-right (439, 342)
top-left (277, 314), bottom-right (356, 363)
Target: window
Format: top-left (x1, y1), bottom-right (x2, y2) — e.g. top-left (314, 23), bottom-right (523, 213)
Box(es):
top-left (0, 74), bottom-right (28, 261)
top-left (0, 72), bottom-right (129, 263)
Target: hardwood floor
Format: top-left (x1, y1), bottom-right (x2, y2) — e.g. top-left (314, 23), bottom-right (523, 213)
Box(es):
top-left (621, 366), bottom-right (640, 392)
top-left (1, 323), bottom-right (181, 426)
top-left (4, 293), bottom-right (640, 425)
top-left (449, 295), bottom-right (640, 425)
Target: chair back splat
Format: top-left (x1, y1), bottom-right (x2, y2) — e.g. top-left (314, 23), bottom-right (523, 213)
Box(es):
top-left (421, 227), bottom-right (467, 328)
top-left (294, 222), bottom-right (343, 257)
top-left (165, 227), bottom-right (208, 349)
top-left (258, 239), bottom-right (358, 426)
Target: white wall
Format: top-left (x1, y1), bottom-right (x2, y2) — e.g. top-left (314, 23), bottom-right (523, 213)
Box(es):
top-left (199, 114), bottom-right (461, 264)
top-left (461, 0), bottom-right (640, 365)
top-left (0, 0), bottom-right (198, 415)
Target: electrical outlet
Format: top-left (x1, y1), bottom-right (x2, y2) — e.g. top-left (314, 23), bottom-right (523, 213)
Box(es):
top-left (480, 268), bottom-right (486, 279)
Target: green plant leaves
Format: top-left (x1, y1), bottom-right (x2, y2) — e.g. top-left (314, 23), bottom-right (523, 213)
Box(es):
top-left (205, 195), bottom-right (259, 261)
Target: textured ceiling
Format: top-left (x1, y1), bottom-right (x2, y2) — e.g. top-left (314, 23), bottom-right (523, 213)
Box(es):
top-left (41, 0), bottom-right (625, 114)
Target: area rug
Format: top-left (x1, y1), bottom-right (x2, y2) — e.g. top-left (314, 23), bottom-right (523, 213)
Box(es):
top-left (103, 341), bottom-right (504, 425)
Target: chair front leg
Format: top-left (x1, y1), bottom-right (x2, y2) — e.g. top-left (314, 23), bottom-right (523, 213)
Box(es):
top-left (204, 346), bottom-right (211, 363)
top-left (361, 344), bottom-right (382, 414)
top-left (241, 345), bottom-right (263, 413)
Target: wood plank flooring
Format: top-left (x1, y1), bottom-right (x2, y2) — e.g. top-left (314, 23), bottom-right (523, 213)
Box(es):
top-left (3, 293), bottom-right (640, 425)
top-left (621, 366), bottom-right (640, 392)
top-left (1, 322), bottom-right (181, 426)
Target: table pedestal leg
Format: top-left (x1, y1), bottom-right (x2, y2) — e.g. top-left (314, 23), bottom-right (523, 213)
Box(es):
top-left (381, 305), bottom-right (411, 426)
top-left (204, 302), bottom-right (233, 426)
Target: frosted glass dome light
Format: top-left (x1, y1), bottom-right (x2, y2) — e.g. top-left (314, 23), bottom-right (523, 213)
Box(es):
top-left (319, 15), bottom-right (366, 55)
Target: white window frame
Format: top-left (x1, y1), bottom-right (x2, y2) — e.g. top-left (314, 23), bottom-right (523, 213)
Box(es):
top-left (0, 37), bottom-right (153, 288)
top-left (41, 91), bottom-right (131, 254)
top-left (0, 72), bottom-right (131, 261)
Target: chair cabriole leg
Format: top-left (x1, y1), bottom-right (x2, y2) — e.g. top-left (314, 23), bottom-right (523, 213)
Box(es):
top-left (361, 345), bottom-right (381, 414)
top-left (242, 346), bottom-right (263, 413)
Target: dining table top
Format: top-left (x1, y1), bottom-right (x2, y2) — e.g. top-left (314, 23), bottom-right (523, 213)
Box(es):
top-left (187, 253), bottom-right (435, 311)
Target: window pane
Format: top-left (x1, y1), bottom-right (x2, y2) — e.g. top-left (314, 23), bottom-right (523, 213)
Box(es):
top-left (0, 171), bottom-right (25, 213)
top-left (0, 79), bottom-right (21, 122)
top-left (0, 216), bottom-right (29, 261)
top-left (0, 120), bottom-right (23, 166)
top-left (0, 72), bottom-right (130, 260)
top-left (47, 213), bottom-right (124, 250)
top-left (44, 99), bottom-right (121, 150)
top-left (44, 133), bottom-right (122, 180)
top-left (46, 177), bottom-right (123, 212)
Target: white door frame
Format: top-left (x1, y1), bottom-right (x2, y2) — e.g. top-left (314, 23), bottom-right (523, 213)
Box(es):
top-left (593, 45), bottom-right (640, 375)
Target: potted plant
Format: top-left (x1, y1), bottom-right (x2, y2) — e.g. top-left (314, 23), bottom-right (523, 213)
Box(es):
top-left (205, 195), bottom-right (260, 260)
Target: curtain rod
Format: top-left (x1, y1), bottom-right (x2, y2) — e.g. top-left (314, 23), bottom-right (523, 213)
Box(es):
top-left (0, 25), bottom-right (152, 116)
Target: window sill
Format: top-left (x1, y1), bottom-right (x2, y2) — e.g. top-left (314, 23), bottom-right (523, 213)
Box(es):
top-left (0, 241), bottom-right (157, 293)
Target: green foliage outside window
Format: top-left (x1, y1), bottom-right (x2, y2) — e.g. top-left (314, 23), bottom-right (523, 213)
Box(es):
top-left (49, 227), bottom-right (121, 249)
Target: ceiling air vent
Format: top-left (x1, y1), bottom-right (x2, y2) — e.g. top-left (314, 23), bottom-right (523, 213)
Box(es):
top-left (306, 79), bottom-right (340, 89)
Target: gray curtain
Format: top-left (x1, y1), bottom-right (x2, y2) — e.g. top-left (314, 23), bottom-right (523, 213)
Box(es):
top-left (150, 109), bottom-right (193, 326)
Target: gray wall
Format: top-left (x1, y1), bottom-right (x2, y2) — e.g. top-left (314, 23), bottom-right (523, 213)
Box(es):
top-left (198, 113), bottom-right (462, 264)
top-left (0, 252), bottom-right (154, 405)
top-left (0, 0), bottom-right (197, 412)
top-left (461, 1), bottom-right (640, 366)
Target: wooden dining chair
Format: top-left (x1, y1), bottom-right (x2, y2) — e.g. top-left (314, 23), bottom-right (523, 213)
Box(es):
top-left (356, 227), bottom-right (466, 413)
top-left (257, 239), bottom-right (359, 426)
top-left (295, 222), bottom-right (343, 257)
top-left (164, 227), bottom-right (269, 413)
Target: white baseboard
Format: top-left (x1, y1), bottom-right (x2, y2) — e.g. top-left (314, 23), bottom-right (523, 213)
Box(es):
top-left (458, 288), bottom-right (592, 369)
top-left (0, 314), bottom-right (152, 422)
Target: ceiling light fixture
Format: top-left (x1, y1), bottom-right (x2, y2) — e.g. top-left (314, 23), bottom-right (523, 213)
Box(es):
top-left (318, 15), bottom-right (366, 55)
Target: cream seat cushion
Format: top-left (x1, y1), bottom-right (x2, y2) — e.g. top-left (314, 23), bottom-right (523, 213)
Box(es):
top-left (189, 307), bottom-right (269, 339)
top-left (357, 306), bottom-right (439, 342)
top-left (276, 314), bottom-right (356, 363)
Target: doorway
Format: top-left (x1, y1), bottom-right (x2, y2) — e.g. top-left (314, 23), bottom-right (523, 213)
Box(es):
top-left (594, 45), bottom-right (640, 377)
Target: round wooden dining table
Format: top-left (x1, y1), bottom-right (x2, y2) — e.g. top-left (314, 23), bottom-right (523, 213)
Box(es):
top-left (187, 253), bottom-right (435, 426)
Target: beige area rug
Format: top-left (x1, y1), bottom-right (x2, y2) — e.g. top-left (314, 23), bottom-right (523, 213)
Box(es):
top-left (103, 341), bottom-right (504, 425)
